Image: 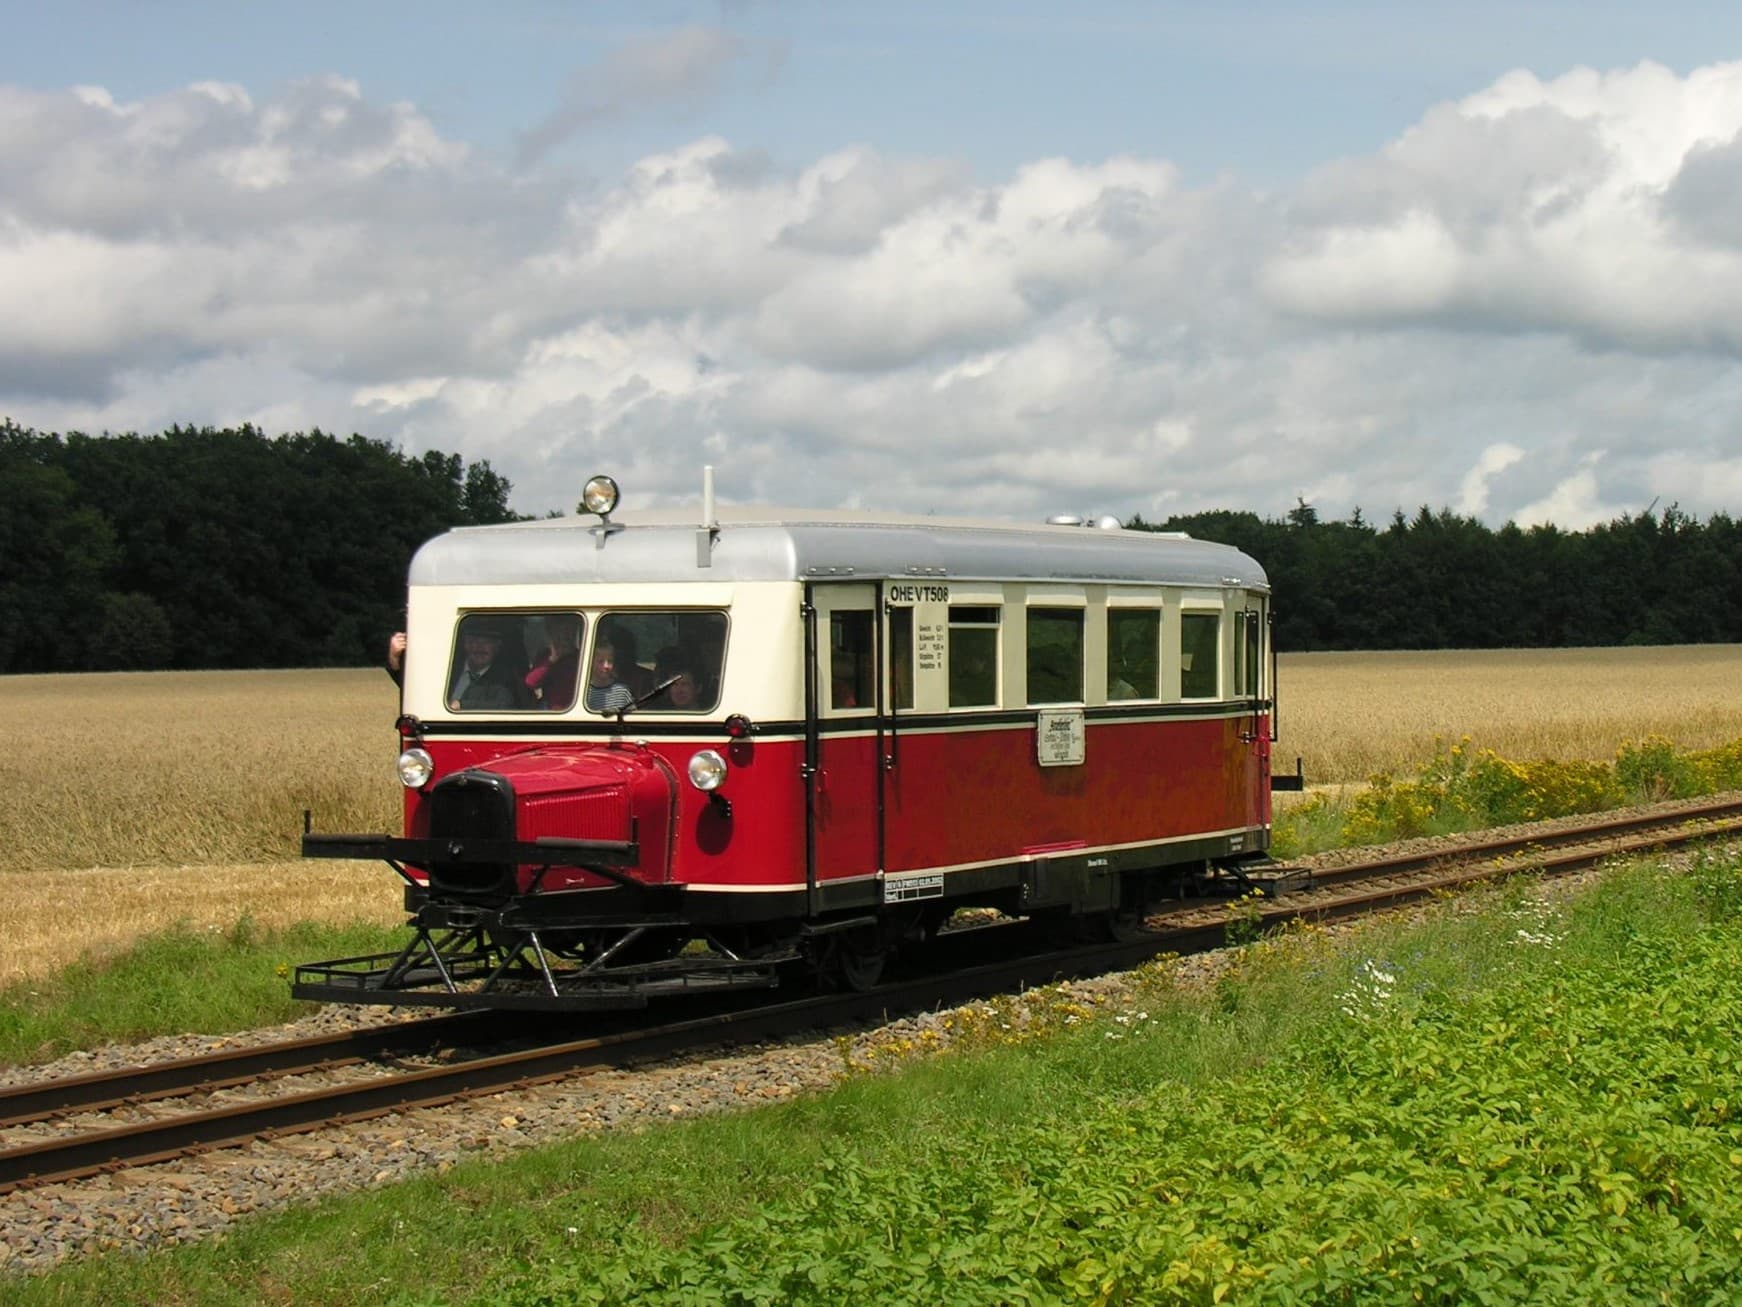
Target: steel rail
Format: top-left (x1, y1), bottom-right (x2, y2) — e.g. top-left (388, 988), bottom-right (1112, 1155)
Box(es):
top-left (0, 1010), bottom-right (559, 1128)
top-left (4, 800), bottom-right (1739, 1194)
top-left (0, 950), bottom-right (1118, 1195)
top-left (1301, 796), bottom-right (1742, 889)
top-left (1262, 816), bottom-right (1742, 929)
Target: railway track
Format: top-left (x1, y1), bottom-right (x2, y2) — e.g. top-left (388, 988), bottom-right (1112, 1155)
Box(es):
top-left (5, 796), bottom-right (1740, 1196)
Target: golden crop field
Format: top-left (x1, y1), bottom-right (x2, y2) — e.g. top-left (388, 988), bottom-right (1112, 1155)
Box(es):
top-left (1, 668), bottom-right (407, 981)
top-left (3, 645), bottom-right (1740, 981)
top-left (1274, 645), bottom-right (1742, 784)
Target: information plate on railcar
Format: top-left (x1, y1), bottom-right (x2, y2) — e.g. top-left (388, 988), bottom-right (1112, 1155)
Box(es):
top-left (1036, 709), bottom-right (1085, 767)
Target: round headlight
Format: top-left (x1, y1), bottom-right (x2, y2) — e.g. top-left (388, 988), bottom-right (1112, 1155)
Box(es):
top-left (398, 747), bottom-right (435, 789)
top-left (581, 474), bottom-right (620, 516)
top-left (687, 749), bottom-right (728, 792)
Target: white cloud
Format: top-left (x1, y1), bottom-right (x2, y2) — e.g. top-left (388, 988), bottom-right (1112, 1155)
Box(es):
top-left (1457, 443), bottom-right (1526, 516)
top-left (1514, 463), bottom-right (1620, 530)
top-left (4, 58), bottom-right (1742, 531)
top-left (1262, 60), bottom-right (1742, 355)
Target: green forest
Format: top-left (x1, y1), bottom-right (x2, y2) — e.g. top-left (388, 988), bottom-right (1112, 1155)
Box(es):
top-left (3, 420), bottom-right (1739, 674)
top-left (0, 421), bottom-right (519, 673)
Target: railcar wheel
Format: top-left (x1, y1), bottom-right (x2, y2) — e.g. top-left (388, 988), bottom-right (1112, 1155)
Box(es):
top-left (1101, 907), bottom-right (1149, 943)
top-left (834, 930), bottom-right (889, 992)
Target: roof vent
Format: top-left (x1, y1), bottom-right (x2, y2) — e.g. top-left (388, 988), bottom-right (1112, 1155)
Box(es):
top-left (1093, 515), bottom-right (1124, 531)
top-left (1045, 513), bottom-right (1085, 527)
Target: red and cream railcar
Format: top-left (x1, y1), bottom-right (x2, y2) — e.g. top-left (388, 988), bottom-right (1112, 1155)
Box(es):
top-left (297, 479), bottom-right (1282, 1008)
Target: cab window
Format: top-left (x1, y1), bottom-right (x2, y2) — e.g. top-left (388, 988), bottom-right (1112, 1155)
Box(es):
top-left (593, 611), bottom-right (728, 713)
top-left (447, 611), bottom-right (582, 713)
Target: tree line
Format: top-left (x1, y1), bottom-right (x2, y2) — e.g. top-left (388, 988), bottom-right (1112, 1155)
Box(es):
top-left (0, 421), bottom-right (519, 673)
top-left (1133, 500), bottom-right (1742, 651)
top-left (3, 420), bottom-right (1739, 674)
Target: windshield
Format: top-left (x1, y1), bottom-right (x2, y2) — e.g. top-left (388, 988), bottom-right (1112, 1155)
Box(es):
top-left (586, 611), bottom-right (728, 714)
top-left (443, 609), bottom-right (729, 715)
top-left (446, 611), bottom-right (583, 713)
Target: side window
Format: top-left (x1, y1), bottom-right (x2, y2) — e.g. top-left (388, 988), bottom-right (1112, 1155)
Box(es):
top-left (948, 606), bottom-right (999, 708)
top-left (829, 611), bottom-right (874, 711)
top-left (1180, 612), bottom-right (1220, 699)
top-left (1234, 610), bottom-right (1260, 697)
top-left (448, 611), bottom-right (578, 714)
top-left (888, 606), bottom-right (914, 710)
top-left (1026, 608), bottom-right (1083, 705)
top-left (1107, 609), bottom-right (1160, 701)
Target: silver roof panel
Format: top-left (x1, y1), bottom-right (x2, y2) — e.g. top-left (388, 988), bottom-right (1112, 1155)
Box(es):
top-left (408, 508), bottom-right (1268, 591)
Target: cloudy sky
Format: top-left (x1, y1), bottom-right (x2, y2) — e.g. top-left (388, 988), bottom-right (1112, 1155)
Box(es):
top-left (5, 1), bottom-right (1742, 527)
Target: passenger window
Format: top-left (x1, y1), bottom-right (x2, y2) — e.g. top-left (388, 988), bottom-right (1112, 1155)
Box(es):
top-left (1180, 612), bottom-right (1220, 699)
top-left (948, 606), bottom-right (999, 707)
top-left (1026, 608), bottom-right (1083, 705)
top-left (447, 611), bottom-right (581, 714)
top-left (1107, 609), bottom-right (1160, 701)
top-left (830, 611), bottom-right (874, 711)
top-left (888, 607), bottom-right (914, 710)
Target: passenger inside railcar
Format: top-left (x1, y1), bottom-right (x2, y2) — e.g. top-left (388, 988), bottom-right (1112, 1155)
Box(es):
top-left (651, 647), bottom-right (704, 710)
top-left (525, 612), bottom-right (584, 711)
top-left (584, 637), bottom-right (635, 714)
top-left (447, 615), bottom-right (532, 712)
top-left (603, 623), bottom-right (655, 698)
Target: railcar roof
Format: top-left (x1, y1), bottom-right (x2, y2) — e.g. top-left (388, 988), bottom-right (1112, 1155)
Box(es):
top-left (408, 507), bottom-right (1269, 591)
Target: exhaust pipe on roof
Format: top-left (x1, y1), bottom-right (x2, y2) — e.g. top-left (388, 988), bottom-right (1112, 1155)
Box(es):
top-left (698, 465), bottom-right (719, 568)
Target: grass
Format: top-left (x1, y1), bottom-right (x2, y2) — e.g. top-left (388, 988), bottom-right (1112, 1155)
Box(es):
top-left (9, 848), bottom-right (1742, 1303)
top-left (0, 918), bottom-right (407, 1066)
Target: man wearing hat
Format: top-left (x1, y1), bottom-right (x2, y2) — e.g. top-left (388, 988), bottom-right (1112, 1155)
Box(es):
top-left (449, 617), bottom-right (526, 711)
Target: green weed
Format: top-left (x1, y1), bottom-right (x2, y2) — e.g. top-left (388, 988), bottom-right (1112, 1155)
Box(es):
top-left (0, 917), bottom-right (404, 1066)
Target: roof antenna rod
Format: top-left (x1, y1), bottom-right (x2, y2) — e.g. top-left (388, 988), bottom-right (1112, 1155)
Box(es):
top-left (697, 464), bottom-right (718, 568)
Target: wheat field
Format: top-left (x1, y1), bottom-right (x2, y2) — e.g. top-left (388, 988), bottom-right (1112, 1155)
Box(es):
top-left (2, 669), bottom-right (406, 982)
top-left (1274, 645), bottom-right (1742, 784)
top-left (4, 645), bottom-right (1740, 981)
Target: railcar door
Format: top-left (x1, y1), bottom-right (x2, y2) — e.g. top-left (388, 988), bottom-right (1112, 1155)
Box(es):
top-left (805, 584), bottom-right (883, 911)
top-left (1234, 594), bottom-right (1270, 831)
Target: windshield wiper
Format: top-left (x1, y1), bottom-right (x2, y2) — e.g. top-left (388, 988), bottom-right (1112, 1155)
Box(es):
top-left (616, 674), bottom-right (682, 723)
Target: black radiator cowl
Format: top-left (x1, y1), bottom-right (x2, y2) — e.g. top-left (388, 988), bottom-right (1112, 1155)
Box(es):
top-left (427, 770), bottom-right (518, 900)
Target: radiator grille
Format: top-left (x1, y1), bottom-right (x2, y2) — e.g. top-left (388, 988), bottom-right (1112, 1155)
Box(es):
top-left (520, 786), bottom-right (630, 842)
top-left (427, 771), bottom-right (516, 899)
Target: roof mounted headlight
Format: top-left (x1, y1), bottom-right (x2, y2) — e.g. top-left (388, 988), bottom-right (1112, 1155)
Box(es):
top-left (398, 747), bottom-right (435, 789)
top-left (580, 475), bottom-right (620, 518)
